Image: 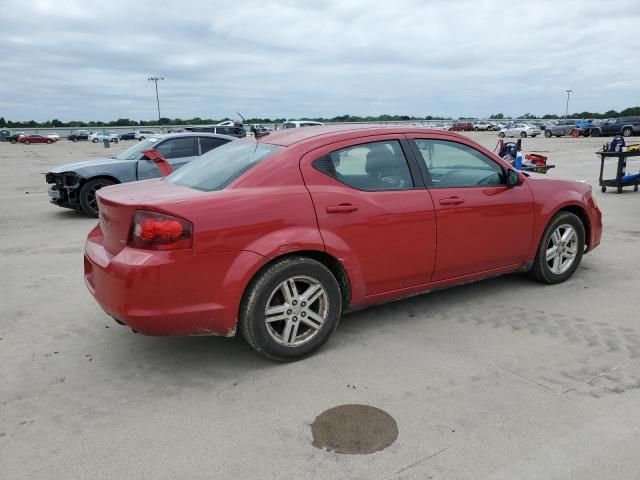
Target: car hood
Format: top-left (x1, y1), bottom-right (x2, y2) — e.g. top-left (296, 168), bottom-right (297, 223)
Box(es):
top-left (525, 172), bottom-right (591, 194)
top-left (48, 158), bottom-right (135, 175)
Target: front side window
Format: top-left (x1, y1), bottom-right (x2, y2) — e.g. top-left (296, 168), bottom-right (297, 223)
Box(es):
top-left (167, 141), bottom-right (282, 191)
top-left (313, 140), bottom-right (413, 191)
top-left (155, 137), bottom-right (196, 159)
top-left (413, 139), bottom-right (504, 188)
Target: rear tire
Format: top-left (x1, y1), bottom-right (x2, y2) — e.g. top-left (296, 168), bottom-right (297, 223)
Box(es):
top-left (79, 178), bottom-right (116, 217)
top-left (92, 138), bottom-right (99, 143)
top-left (10, 139), bottom-right (17, 144)
top-left (46, 139), bottom-right (52, 144)
top-left (499, 132), bottom-right (505, 138)
top-left (239, 256), bottom-right (342, 361)
top-left (520, 132), bottom-right (527, 138)
top-left (622, 127), bottom-right (632, 137)
top-left (529, 212), bottom-right (585, 284)
top-left (545, 130), bottom-right (552, 138)
top-left (590, 130), bottom-right (600, 137)
top-left (24, 140), bottom-right (30, 144)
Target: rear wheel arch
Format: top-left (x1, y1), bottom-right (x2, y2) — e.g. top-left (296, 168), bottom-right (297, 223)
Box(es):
top-left (241, 250), bottom-right (352, 313)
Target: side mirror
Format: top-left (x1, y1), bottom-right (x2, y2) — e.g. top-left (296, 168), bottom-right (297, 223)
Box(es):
top-left (506, 169), bottom-right (521, 187)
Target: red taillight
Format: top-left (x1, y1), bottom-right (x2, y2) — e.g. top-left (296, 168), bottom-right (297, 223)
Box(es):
top-left (130, 211), bottom-right (193, 250)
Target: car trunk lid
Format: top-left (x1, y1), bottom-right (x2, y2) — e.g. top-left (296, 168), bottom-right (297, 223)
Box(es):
top-left (96, 179), bottom-right (205, 255)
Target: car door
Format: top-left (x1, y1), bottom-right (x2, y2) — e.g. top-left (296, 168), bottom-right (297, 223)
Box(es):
top-left (407, 134), bottom-right (535, 281)
top-left (300, 135), bottom-right (437, 296)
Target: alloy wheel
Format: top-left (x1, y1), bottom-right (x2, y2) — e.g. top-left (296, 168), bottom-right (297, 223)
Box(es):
top-left (546, 224), bottom-right (578, 274)
top-left (264, 275), bottom-right (329, 347)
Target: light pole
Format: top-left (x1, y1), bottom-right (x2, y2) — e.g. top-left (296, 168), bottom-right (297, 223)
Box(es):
top-left (148, 76), bottom-right (164, 123)
top-left (565, 89), bottom-right (573, 119)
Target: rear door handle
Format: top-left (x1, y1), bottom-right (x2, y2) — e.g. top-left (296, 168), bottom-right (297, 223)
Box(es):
top-left (326, 204), bottom-right (359, 213)
top-left (439, 196), bottom-right (465, 206)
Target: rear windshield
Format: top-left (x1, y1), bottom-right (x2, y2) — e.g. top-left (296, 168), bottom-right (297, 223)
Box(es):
top-left (166, 141), bottom-right (281, 191)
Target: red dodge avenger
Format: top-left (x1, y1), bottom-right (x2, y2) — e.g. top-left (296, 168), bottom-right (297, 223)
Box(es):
top-left (85, 125), bottom-right (602, 360)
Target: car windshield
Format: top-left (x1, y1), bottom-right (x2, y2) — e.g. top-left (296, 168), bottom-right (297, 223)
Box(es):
top-left (113, 137), bottom-right (160, 160)
top-left (166, 141), bottom-right (282, 191)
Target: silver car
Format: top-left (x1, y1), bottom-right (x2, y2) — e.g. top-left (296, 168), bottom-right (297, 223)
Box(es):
top-left (45, 132), bottom-right (234, 217)
top-left (498, 123), bottom-right (542, 138)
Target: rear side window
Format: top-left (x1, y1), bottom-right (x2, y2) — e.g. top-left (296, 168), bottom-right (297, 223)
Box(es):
top-left (199, 137), bottom-right (227, 154)
top-left (155, 137), bottom-right (196, 159)
top-left (167, 141), bottom-right (282, 191)
top-left (313, 140), bottom-right (413, 191)
top-left (413, 139), bottom-right (504, 187)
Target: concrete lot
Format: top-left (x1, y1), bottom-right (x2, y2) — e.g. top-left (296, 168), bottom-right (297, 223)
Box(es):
top-left (1, 132), bottom-right (639, 479)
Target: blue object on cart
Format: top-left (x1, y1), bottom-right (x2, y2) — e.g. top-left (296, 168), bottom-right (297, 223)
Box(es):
top-left (610, 136), bottom-right (625, 152)
top-left (621, 173), bottom-right (640, 182)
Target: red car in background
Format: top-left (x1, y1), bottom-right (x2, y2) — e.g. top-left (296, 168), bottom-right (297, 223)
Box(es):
top-left (85, 125), bottom-right (602, 361)
top-left (450, 122), bottom-right (474, 131)
top-left (18, 134), bottom-right (57, 144)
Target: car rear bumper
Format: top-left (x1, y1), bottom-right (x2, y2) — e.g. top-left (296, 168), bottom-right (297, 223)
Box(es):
top-left (84, 225), bottom-right (263, 336)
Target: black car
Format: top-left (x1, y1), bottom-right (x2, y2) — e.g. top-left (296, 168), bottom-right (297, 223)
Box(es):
top-left (587, 117), bottom-right (640, 137)
top-left (8, 132), bottom-right (25, 144)
top-left (185, 125), bottom-right (247, 138)
top-left (67, 130), bottom-right (90, 142)
top-left (118, 131), bottom-right (136, 140)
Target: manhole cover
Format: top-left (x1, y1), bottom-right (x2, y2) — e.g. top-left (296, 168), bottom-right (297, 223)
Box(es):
top-left (311, 404), bottom-right (398, 454)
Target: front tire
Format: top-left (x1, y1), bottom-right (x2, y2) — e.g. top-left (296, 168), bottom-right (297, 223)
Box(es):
top-left (73, 138), bottom-right (78, 142)
top-left (529, 212), bottom-right (585, 284)
top-left (590, 130), bottom-right (600, 137)
top-left (499, 132), bottom-right (505, 138)
top-left (520, 131), bottom-right (527, 138)
top-left (79, 178), bottom-right (115, 217)
top-left (239, 256), bottom-right (342, 361)
top-left (622, 127), bottom-right (632, 137)
top-left (24, 140), bottom-right (30, 144)
top-left (545, 130), bottom-right (552, 137)
top-left (46, 139), bottom-right (52, 144)
top-left (92, 138), bottom-right (99, 143)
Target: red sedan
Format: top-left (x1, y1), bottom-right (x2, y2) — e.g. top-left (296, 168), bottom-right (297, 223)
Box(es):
top-left (18, 134), bottom-right (57, 144)
top-left (85, 125), bottom-right (602, 360)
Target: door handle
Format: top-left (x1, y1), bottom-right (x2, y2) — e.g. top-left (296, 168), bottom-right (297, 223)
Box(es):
top-left (326, 204), bottom-right (359, 213)
top-left (439, 197), bottom-right (465, 206)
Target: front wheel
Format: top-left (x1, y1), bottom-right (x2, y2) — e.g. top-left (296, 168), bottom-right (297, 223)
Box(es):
top-left (92, 138), bottom-right (99, 143)
top-left (529, 212), bottom-right (585, 284)
top-left (79, 178), bottom-right (116, 217)
top-left (498, 132), bottom-right (505, 138)
top-left (10, 139), bottom-right (17, 144)
top-left (520, 131), bottom-right (527, 138)
top-left (590, 130), bottom-right (600, 137)
top-left (24, 140), bottom-right (30, 144)
top-left (239, 257), bottom-right (342, 361)
top-left (622, 127), bottom-right (632, 137)
top-left (46, 139), bottom-right (52, 144)
top-left (545, 130), bottom-right (552, 138)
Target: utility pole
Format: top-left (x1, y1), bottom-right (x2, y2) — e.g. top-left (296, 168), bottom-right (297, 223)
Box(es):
top-left (565, 89), bottom-right (573, 119)
top-left (148, 76), bottom-right (164, 123)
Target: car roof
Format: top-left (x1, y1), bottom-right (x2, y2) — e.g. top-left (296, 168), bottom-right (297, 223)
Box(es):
top-left (259, 124), bottom-right (474, 147)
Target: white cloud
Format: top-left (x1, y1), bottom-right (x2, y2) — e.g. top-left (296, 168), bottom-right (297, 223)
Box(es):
top-left (1, 0), bottom-right (639, 121)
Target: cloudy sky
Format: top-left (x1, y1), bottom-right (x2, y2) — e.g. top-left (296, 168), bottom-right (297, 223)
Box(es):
top-left (1, 0), bottom-right (638, 121)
